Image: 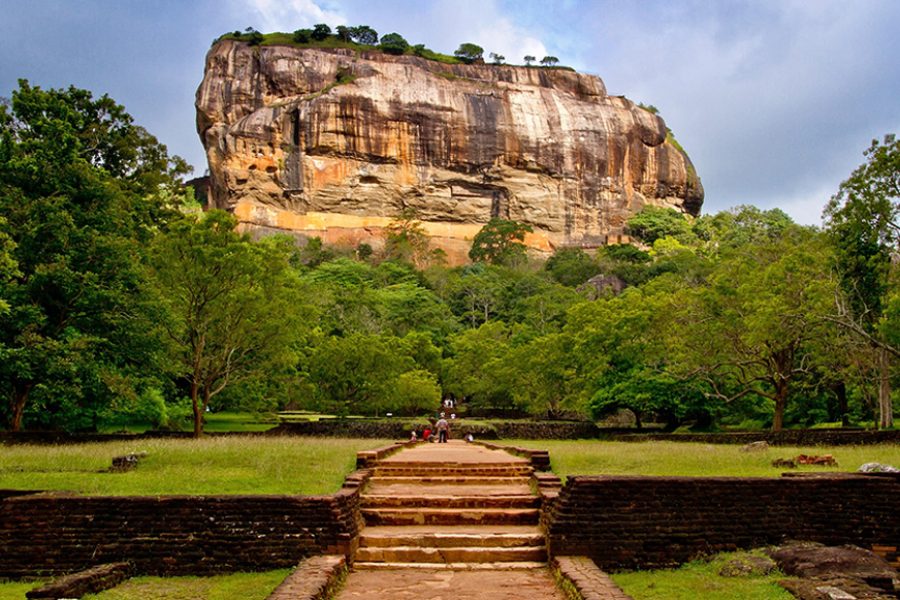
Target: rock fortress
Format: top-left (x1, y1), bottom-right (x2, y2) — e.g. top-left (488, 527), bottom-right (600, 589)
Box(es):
top-left (196, 39), bottom-right (703, 263)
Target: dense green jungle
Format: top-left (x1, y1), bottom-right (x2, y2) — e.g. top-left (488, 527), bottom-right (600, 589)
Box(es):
top-left (0, 80), bottom-right (897, 437)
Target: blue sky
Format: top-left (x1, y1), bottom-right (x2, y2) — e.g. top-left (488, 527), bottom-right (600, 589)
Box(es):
top-left (1, 0), bottom-right (898, 225)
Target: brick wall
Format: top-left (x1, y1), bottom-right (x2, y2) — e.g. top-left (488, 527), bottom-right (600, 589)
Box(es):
top-left (545, 473), bottom-right (900, 570)
top-left (0, 488), bottom-right (363, 577)
top-left (604, 429), bottom-right (900, 446)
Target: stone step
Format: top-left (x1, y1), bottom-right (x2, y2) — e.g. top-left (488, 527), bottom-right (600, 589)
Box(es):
top-left (355, 545), bottom-right (547, 564)
top-left (368, 475), bottom-right (533, 485)
top-left (359, 527), bottom-right (545, 549)
top-left (374, 465), bottom-right (532, 475)
top-left (352, 561), bottom-right (547, 571)
top-left (362, 507), bottom-right (540, 526)
top-left (361, 494), bottom-right (540, 509)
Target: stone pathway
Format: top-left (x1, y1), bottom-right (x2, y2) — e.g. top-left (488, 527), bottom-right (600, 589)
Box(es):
top-left (333, 440), bottom-right (566, 600)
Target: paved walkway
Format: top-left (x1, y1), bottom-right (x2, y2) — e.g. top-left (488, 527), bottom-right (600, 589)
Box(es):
top-left (332, 440), bottom-right (567, 600)
top-left (334, 567), bottom-right (566, 600)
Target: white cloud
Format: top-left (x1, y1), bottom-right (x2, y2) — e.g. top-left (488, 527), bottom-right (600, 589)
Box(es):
top-left (230, 0), bottom-right (346, 32)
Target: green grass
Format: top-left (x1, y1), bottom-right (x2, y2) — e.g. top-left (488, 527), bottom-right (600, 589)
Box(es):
top-left (612, 552), bottom-right (792, 600)
top-left (0, 579), bottom-right (47, 600)
top-left (84, 570), bottom-right (290, 600)
top-left (99, 411), bottom-right (278, 434)
top-left (509, 439), bottom-right (900, 479)
top-left (0, 437), bottom-right (389, 495)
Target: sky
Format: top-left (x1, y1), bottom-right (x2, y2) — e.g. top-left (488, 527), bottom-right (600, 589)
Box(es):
top-left (1, 0), bottom-right (898, 225)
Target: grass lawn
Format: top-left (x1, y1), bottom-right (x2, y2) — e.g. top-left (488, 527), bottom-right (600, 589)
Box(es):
top-left (0, 580), bottom-right (47, 600)
top-left (613, 552), bottom-right (792, 600)
top-left (99, 411), bottom-right (278, 434)
top-left (0, 437), bottom-right (389, 495)
top-left (509, 439), bottom-right (900, 479)
top-left (83, 570), bottom-right (290, 600)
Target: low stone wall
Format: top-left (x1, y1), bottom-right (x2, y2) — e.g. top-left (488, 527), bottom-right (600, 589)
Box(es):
top-left (0, 485), bottom-right (365, 577)
top-left (269, 420), bottom-right (600, 440)
top-left (603, 429), bottom-right (900, 446)
top-left (545, 473), bottom-right (900, 570)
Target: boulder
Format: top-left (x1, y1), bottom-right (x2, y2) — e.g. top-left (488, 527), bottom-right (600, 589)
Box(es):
top-left (196, 41), bottom-right (703, 264)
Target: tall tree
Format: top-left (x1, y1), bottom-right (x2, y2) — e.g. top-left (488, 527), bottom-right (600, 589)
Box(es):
top-left (0, 80), bottom-right (186, 431)
top-left (468, 218), bottom-right (533, 266)
top-left (823, 135), bottom-right (898, 428)
top-left (671, 227), bottom-right (835, 431)
top-left (147, 211), bottom-right (306, 436)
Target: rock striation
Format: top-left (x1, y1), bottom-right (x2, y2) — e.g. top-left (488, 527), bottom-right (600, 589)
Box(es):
top-left (196, 40), bottom-right (703, 262)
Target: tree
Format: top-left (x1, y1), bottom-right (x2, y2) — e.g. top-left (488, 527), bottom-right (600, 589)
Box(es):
top-left (489, 52), bottom-right (505, 65)
top-left (350, 25), bottom-right (378, 45)
top-left (379, 33), bottom-right (409, 55)
top-left (244, 27), bottom-right (264, 46)
top-left (454, 43), bottom-right (484, 63)
top-left (544, 247), bottom-right (601, 287)
top-left (292, 28), bottom-right (312, 43)
top-left (627, 206), bottom-right (694, 245)
top-left (823, 134), bottom-right (899, 428)
top-left (469, 219), bottom-right (533, 266)
top-left (0, 80), bottom-right (187, 431)
top-left (311, 23), bottom-right (332, 41)
top-left (335, 25), bottom-right (352, 42)
top-left (384, 208), bottom-right (431, 267)
top-left (524, 55), bottom-right (536, 66)
top-left (671, 227), bottom-right (835, 431)
top-left (147, 211), bottom-right (306, 436)
top-left (540, 56), bottom-right (559, 67)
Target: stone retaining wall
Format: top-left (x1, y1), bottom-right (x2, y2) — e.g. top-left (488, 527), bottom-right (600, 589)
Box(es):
top-left (604, 429), bottom-right (900, 446)
top-left (0, 487), bottom-right (364, 577)
top-left (545, 473), bottom-right (900, 570)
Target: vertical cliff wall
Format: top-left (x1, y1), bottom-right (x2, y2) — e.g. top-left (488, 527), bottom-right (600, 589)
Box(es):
top-left (196, 40), bottom-right (703, 262)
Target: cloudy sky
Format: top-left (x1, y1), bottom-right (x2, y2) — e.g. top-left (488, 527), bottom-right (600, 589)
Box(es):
top-left (1, 0), bottom-right (898, 225)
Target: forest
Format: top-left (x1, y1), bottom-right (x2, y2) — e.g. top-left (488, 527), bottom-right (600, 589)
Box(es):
top-left (1, 80), bottom-right (897, 436)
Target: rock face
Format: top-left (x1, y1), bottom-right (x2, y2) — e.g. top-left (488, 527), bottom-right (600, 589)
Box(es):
top-left (196, 40), bottom-right (703, 262)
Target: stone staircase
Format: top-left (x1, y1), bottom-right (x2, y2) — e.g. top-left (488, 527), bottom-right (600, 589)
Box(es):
top-left (353, 443), bottom-right (548, 570)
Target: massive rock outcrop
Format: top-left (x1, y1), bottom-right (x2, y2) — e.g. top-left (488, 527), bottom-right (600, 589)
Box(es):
top-left (196, 40), bottom-right (703, 262)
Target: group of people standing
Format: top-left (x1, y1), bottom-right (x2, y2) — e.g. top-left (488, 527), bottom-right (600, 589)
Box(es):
top-left (417, 412), bottom-right (451, 443)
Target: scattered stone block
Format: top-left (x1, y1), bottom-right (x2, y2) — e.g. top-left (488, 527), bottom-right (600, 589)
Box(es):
top-left (26, 562), bottom-right (132, 598)
top-left (109, 452), bottom-right (147, 472)
top-left (773, 458), bottom-right (798, 468)
top-left (740, 441), bottom-right (769, 452)
top-left (796, 454), bottom-right (837, 466)
top-left (718, 554), bottom-right (777, 577)
top-left (267, 555), bottom-right (346, 600)
top-left (769, 542), bottom-right (900, 599)
top-left (858, 462), bottom-right (900, 473)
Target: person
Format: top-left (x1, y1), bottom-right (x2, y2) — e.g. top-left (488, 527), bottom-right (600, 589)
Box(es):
top-left (435, 413), bottom-right (450, 443)
top-left (465, 433), bottom-right (474, 443)
top-left (410, 430), bottom-right (418, 442)
top-left (422, 427), bottom-right (432, 442)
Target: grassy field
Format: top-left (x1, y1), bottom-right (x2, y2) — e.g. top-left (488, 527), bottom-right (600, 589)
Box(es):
top-left (510, 439), bottom-right (900, 478)
top-left (613, 551), bottom-right (792, 600)
top-left (99, 411), bottom-right (278, 434)
top-left (82, 570), bottom-right (290, 600)
top-left (0, 437), bottom-right (389, 495)
top-left (0, 579), bottom-right (47, 600)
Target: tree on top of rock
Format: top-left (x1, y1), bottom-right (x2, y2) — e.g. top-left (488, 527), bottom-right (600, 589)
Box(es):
top-left (454, 43), bottom-right (484, 64)
top-left (379, 32), bottom-right (409, 55)
top-left (350, 25), bottom-right (378, 45)
top-left (311, 23), bottom-right (332, 41)
top-left (540, 56), bottom-right (559, 67)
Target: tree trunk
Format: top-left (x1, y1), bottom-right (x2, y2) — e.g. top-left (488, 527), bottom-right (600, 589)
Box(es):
top-left (191, 380), bottom-right (203, 438)
top-left (772, 381), bottom-right (789, 432)
top-left (831, 380), bottom-right (849, 427)
top-left (878, 347), bottom-right (893, 429)
top-left (8, 384), bottom-right (31, 432)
